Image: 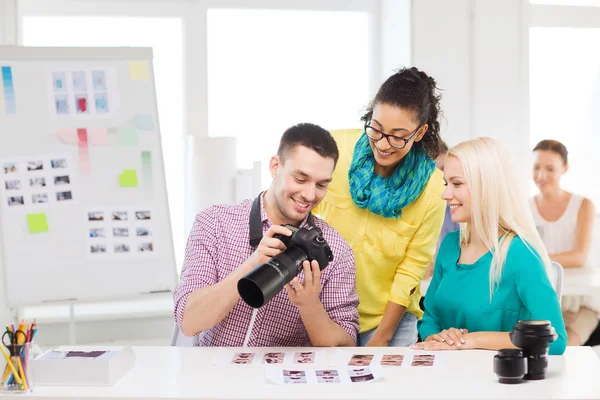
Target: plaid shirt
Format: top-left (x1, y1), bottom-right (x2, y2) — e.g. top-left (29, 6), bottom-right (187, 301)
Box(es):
top-left (173, 196), bottom-right (359, 347)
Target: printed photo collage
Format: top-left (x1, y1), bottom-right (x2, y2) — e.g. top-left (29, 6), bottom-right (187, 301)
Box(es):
top-left (265, 367), bottom-right (383, 385)
top-left (51, 68), bottom-right (110, 116)
top-left (330, 350), bottom-right (441, 369)
top-left (85, 208), bottom-right (154, 256)
top-left (1, 155), bottom-right (74, 210)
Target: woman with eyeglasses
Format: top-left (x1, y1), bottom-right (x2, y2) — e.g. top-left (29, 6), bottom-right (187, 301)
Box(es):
top-left (314, 67), bottom-right (446, 346)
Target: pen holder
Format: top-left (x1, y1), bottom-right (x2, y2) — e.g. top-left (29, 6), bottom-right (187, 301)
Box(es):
top-left (0, 341), bottom-right (35, 393)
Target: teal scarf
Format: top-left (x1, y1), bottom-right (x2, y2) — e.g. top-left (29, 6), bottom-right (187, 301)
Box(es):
top-left (348, 132), bottom-right (436, 218)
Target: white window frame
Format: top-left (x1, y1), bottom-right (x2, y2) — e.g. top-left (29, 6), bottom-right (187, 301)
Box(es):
top-left (14, 0), bottom-right (389, 323)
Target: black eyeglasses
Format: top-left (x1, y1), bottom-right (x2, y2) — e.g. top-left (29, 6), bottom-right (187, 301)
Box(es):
top-left (364, 122), bottom-right (422, 149)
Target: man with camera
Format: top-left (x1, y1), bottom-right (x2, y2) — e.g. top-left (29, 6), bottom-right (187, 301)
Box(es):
top-left (173, 123), bottom-right (359, 347)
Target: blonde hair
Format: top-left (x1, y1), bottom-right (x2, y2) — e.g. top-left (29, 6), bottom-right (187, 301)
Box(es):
top-left (448, 137), bottom-right (551, 299)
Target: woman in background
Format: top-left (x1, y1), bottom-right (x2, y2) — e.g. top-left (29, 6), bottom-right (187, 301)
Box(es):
top-left (414, 137), bottom-right (566, 355)
top-left (316, 67), bottom-right (446, 346)
top-left (530, 139), bottom-right (598, 346)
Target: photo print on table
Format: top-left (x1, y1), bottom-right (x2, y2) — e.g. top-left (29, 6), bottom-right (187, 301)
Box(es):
top-left (262, 352), bottom-right (285, 365)
top-left (4, 179), bottom-right (21, 190)
top-left (411, 354), bottom-right (435, 367)
top-left (348, 354), bottom-right (374, 367)
top-left (316, 370), bottom-right (340, 384)
top-left (348, 367), bottom-right (375, 383)
top-left (282, 370), bottom-right (307, 384)
top-left (293, 352), bottom-right (315, 364)
top-left (230, 352), bottom-right (255, 365)
top-left (380, 354), bottom-right (404, 367)
top-left (3, 162), bottom-right (17, 174)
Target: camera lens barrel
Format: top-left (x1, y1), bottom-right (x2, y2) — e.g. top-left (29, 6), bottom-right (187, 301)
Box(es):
top-left (508, 320), bottom-right (557, 381)
top-left (494, 349), bottom-right (526, 384)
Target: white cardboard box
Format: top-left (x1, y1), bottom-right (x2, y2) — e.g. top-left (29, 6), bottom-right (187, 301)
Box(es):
top-left (31, 345), bottom-right (135, 386)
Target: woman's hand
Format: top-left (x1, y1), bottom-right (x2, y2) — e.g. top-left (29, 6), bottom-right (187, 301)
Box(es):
top-left (424, 328), bottom-right (468, 347)
top-left (411, 340), bottom-right (464, 351)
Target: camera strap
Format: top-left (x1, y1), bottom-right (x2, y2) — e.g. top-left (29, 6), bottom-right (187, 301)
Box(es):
top-left (249, 191), bottom-right (316, 248)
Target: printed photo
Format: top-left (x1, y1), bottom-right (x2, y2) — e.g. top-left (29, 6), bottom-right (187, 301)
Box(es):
top-left (51, 159), bottom-right (68, 169)
top-left (55, 94), bottom-right (69, 115)
top-left (348, 354), bottom-right (374, 367)
top-left (30, 177), bottom-right (46, 188)
top-left (75, 94), bottom-right (88, 114)
top-left (72, 70), bottom-right (87, 92)
top-left (27, 160), bottom-right (43, 171)
top-left (316, 370), bottom-right (340, 383)
top-left (52, 72), bottom-right (67, 92)
top-left (113, 228), bottom-right (129, 237)
top-left (89, 228), bottom-right (105, 238)
top-left (3, 162), bottom-right (17, 174)
top-left (283, 370), bottom-right (307, 384)
top-left (112, 211), bottom-right (128, 221)
top-left (56, 191), bottom-right (73, 201)
top-left (135, 211), bottom-right (151, 220)
top-left (54, 175), bottom-right (70, 185)
top-left (262, 352), bottom-right (285, 365)
top-left (293, 352), bottom-right (315, 364)
top-left (231, 352), bottom-right (255, 365)
top-left (88, 211), bottom-right (104, 221)
top-left (348, 367), bottom-right (375, 383)
top-left (5, 180), bottom-right (21, 190)
top-left (66, 351), bottom-right (105, 359)
top-left (32, 193), bottom-right (49, 204)
top-left (380, 354), bottom-right (404, 367)
top-left (92, 70), bottom-right (107, 90)
top-left (136, 227), bottom-right (150, 236)
top-left (411, 354), bottom-right (435, 367)
top-left (95, 93), bottom-right (109, 113)
top-left (138, 242), bottom-right (153, 252)
top-left (114, 243), bottom-right (130, 253)
top-left (7, 196), bottom-right (24, 206)
top-left (90, 244), bottom-right (107, 254)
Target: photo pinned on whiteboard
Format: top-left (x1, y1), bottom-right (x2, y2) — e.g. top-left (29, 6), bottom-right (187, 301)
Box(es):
top-left (30, 177), bottom-right (46, 188)
top-left (32, 193), bottom-right (49, 204)
top-left (4, 179), bottom-right (21, 190)
top-left (55, 94), bottom-right (69, 115)
top-left (95, 93), bottom-right (109, 113)
top-left (7, 196), bottom-right (24, 206)
top-left (89, 228), bottom-right (105, 238)
top-left (136, 227), bottom-right (150, 236)
top-left (72, 71), bottom-right (87, 92)
top-left (27, 160), bottom-right (43, 171)
top-left (88, 211), bottom-right (104, 221)
top-left (56, 191), bottom-right (73, 201)
top-left (3, 162), bottom-right (18, 174)
top-left (52, 71), bottom-right (67, 92)
top-left (75, 94), bottom-right (88, 114)
top-left (135, 211), bottom-right (151, 220)
top-left (138, 242), bottom-right (153, 252)
top-left (54, 175), bottom-right (70, 185)
top-left (92, 70), bottom-right (107, 91)
top-left (114, 243), bottom-right (130, 253)
top-left (112, 211), bottom-right (128, 221)
top-left (90, 244), bottom-right (107, 254)
top-left (51, 159), bottom-right (68, 169)
top-left (113, 227), bottom-right (129, 237)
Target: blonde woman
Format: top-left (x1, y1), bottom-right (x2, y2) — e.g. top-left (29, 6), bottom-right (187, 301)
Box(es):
top-left (413, 137), bottom-right (567, 355)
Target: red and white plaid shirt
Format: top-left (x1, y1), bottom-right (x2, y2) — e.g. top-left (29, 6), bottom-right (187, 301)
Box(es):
top-left (173, 196), bottom-right (359, 347)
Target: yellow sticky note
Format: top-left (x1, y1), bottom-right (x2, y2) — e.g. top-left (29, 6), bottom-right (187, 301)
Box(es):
top-left (119, 169), bottom-right (138, 187)
top-left (129, 61), bottom-right (149, 80)
top-left (27, 213), bottom-right (49, 233)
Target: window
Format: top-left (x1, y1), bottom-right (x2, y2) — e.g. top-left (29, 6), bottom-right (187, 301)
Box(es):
top-left (22, 16), bottom-right (185, 269)
top-left (207, 9), bottom-right (369, 187)
top-left (529, 27), bottom-right (600, 206)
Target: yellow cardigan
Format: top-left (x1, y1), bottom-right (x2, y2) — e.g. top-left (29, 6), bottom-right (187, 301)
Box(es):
top-left (315, 129), bottom-right (446, 333)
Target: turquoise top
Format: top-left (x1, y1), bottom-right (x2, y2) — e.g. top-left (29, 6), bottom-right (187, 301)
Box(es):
top-left (418, 231), bottom-right (567, 355)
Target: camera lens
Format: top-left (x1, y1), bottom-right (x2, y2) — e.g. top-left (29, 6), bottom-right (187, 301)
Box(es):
top-left (493, 349), bottom-right (526, 384)
top-left (509, 320), bottom-right (557, 380)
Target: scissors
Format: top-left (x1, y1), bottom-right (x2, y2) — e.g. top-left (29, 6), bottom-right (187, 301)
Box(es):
top-left (2, 330), bottom-right (26, 357)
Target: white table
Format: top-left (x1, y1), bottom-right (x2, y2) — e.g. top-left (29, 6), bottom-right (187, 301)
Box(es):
top-left (562, 268), bottom-right (600, 297)
top-left (3, 346), bottom-right (600, 399)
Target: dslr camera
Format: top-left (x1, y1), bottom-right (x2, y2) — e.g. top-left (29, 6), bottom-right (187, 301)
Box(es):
top-left (238, 224), bottom-right (334, 308)
top-left (493, 320), bottom-right (557, 384)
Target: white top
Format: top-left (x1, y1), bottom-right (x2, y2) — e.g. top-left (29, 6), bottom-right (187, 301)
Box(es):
top-left (529, 193), bottom-right (595, 311)
top-left (6, 346), bottom-right (600, 399)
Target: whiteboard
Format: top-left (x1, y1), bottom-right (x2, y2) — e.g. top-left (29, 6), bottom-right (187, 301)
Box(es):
top-left (0, 47), bottom-right (177, 307)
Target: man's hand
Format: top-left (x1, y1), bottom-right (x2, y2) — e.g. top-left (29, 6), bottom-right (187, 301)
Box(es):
top-left (248, 225), bottom-right (293, 269)
top-left (286, 260), bottom-right (322, 309)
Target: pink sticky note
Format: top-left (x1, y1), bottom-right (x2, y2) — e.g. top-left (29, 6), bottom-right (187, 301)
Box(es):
top-left (57, 128), bottom-right (78, 144)
top-left (88, 128), bottom-right (109, 145)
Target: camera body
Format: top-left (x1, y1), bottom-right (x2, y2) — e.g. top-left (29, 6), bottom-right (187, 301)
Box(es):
top-left (273, 224), bottom-right (333, 271)
top-left (238, 224), bottom-right (334, 308)
top-left (494, 320), bottom-right (557, 384)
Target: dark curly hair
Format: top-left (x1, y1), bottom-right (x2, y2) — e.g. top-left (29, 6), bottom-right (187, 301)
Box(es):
top-left (361, 67), bottom-right (444, 159)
